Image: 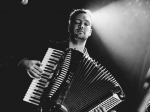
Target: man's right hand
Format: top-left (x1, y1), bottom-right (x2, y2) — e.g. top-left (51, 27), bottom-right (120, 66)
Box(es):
top-left (21, 59), bottom-right (43, 78)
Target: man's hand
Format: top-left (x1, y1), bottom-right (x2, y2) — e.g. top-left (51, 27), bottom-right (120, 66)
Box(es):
top-left (21, 59), bottom-right (43, 78)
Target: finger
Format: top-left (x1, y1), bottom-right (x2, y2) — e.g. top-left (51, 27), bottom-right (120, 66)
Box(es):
top-left (99, 106), bottom-right (107, 112)
top-left (34, 65), bottom-right (43, 73)
top-left (97, 108), bottom-right (102, 112)
top-left (35, 61), bottom-right (42, 66)
top-left (29, 70), bottom-right (41, 79)
top-left (31, 68), bottom-right (42, 77)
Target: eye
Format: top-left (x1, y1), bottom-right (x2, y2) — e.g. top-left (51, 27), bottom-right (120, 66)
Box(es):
top-left (84, 20), bottom-right (90, 26)
top-left (74, 20), bottom-right (80, 24)
top-left (85, 22), bottom-right (90, 26)
top-left (84, 23), bottom-right (89, 26)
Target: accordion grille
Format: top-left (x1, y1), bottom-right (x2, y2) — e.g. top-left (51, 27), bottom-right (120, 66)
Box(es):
top-left (62, 55), bottom-right (120, 112)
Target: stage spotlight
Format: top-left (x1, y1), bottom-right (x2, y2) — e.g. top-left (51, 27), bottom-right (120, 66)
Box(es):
top-left (90, 1), bottom-right (150, 74)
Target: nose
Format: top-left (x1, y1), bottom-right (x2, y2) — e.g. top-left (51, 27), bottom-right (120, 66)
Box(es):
top-left (78, 23), bottom-right (84, 29)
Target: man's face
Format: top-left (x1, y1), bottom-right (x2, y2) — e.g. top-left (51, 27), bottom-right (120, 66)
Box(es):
top-left (69, 13), bottom-right (92, 42)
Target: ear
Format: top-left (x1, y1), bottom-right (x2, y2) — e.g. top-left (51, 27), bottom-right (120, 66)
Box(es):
top-left (88, 28), bottom-right (92, 36)
top-left (68, 24), bottom-right (71, 33)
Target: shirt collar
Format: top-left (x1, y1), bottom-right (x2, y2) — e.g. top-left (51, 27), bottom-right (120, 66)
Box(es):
top-left (83, 47), bottom-right (89, 56)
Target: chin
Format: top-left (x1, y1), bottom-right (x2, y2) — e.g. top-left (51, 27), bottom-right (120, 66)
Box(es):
top-left (71, 34), bottom-right (87, 43)
top-left (76, 34), bottom-right (85, 39)
top-left (74, 37), bottom-right (87, 43)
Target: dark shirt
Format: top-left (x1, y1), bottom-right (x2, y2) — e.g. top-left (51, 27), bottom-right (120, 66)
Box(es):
top-left (20, 40), bottom-right (88, 62)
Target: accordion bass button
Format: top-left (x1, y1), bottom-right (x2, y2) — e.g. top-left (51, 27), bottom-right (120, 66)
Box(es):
top-left (60, 105), bottom-right (68, 112)
top-left (112, 86), bottom-right (125, 100)
top-left (119, 91), bottom-right (126, 100)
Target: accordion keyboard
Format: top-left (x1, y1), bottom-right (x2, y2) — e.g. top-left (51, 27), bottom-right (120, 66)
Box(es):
top-left (23, 48), bottom-right (64, 106)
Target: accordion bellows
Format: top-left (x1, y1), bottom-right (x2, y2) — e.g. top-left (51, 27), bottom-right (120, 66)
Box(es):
top-left (23, 48), bottom-right (125, 112)
top-left (60, 49), bottom-right (125, 112)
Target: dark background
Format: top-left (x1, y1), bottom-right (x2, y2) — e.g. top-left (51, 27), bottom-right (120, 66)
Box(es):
top-left (0, 0), bottom-right (146, 112)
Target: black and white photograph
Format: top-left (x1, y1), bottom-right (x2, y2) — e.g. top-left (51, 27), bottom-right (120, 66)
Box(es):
top-left (1, 0), bottom-right (150, 112)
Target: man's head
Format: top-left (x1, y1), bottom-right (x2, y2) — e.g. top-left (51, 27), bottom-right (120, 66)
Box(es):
top-left (68, 9), bottom-right (92, 43)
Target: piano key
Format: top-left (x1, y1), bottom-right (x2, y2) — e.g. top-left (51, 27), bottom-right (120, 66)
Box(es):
top-left (47, 60), bottom-right (57, 64)
top-left (35, 82), bottom-right (46, 87)
top-left (25, 93), bottom-right (41, 99)
top-left (24, 96), bottom-right (40, 103)
top-left (49, 58), bottom-right (59, 62)
top-left (45, 64), bottom-right (54, 68)
top-left (23, 98), bottom-right (40, 105)
top-left (44, 65), bottom-right (54, 70)
top-left (28, 86), bottom-right (44, 92)
top-left (38, 79), bottom-right (47, 84)
top-left (32, 82), bottom-right (47, 87)
top-left (42, 71), bottom-right (53, 77)
top-left (52, 53), bottom-right (63, 57)
top-left (39, 78), bottom-right (48, 82)
top-left (51, 54), bottom-right (62, 59)
top-left (44, 69), bottom-right (53, 73)
top-left (27, 89), bottom-right (42, 95)
top-left (29, 89), bottom-right (43, 94)
top-left (44, 67), bottom-right (53, 71)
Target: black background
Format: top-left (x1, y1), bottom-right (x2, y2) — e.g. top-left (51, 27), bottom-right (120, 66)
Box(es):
top-left (0, 0), bottom-right (143, 112)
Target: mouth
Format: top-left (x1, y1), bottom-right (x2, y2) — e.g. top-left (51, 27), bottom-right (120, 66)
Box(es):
top-left (76, 30), bottom-right (84, 34)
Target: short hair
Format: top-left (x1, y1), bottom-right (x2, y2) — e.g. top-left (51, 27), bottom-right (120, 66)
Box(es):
top-left (68, 9), bottom-right (92, 25)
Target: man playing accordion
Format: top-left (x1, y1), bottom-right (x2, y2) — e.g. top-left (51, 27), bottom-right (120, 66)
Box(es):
top-left (20, 9), bottom-right (117, 112)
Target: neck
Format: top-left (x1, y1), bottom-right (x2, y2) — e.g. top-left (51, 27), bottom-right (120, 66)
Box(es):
top-left (69, 38), bottom-right (86, 53)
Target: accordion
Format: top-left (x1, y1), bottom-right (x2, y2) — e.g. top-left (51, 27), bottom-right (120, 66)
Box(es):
top-left (23, 48), bottom-right (125, 112)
